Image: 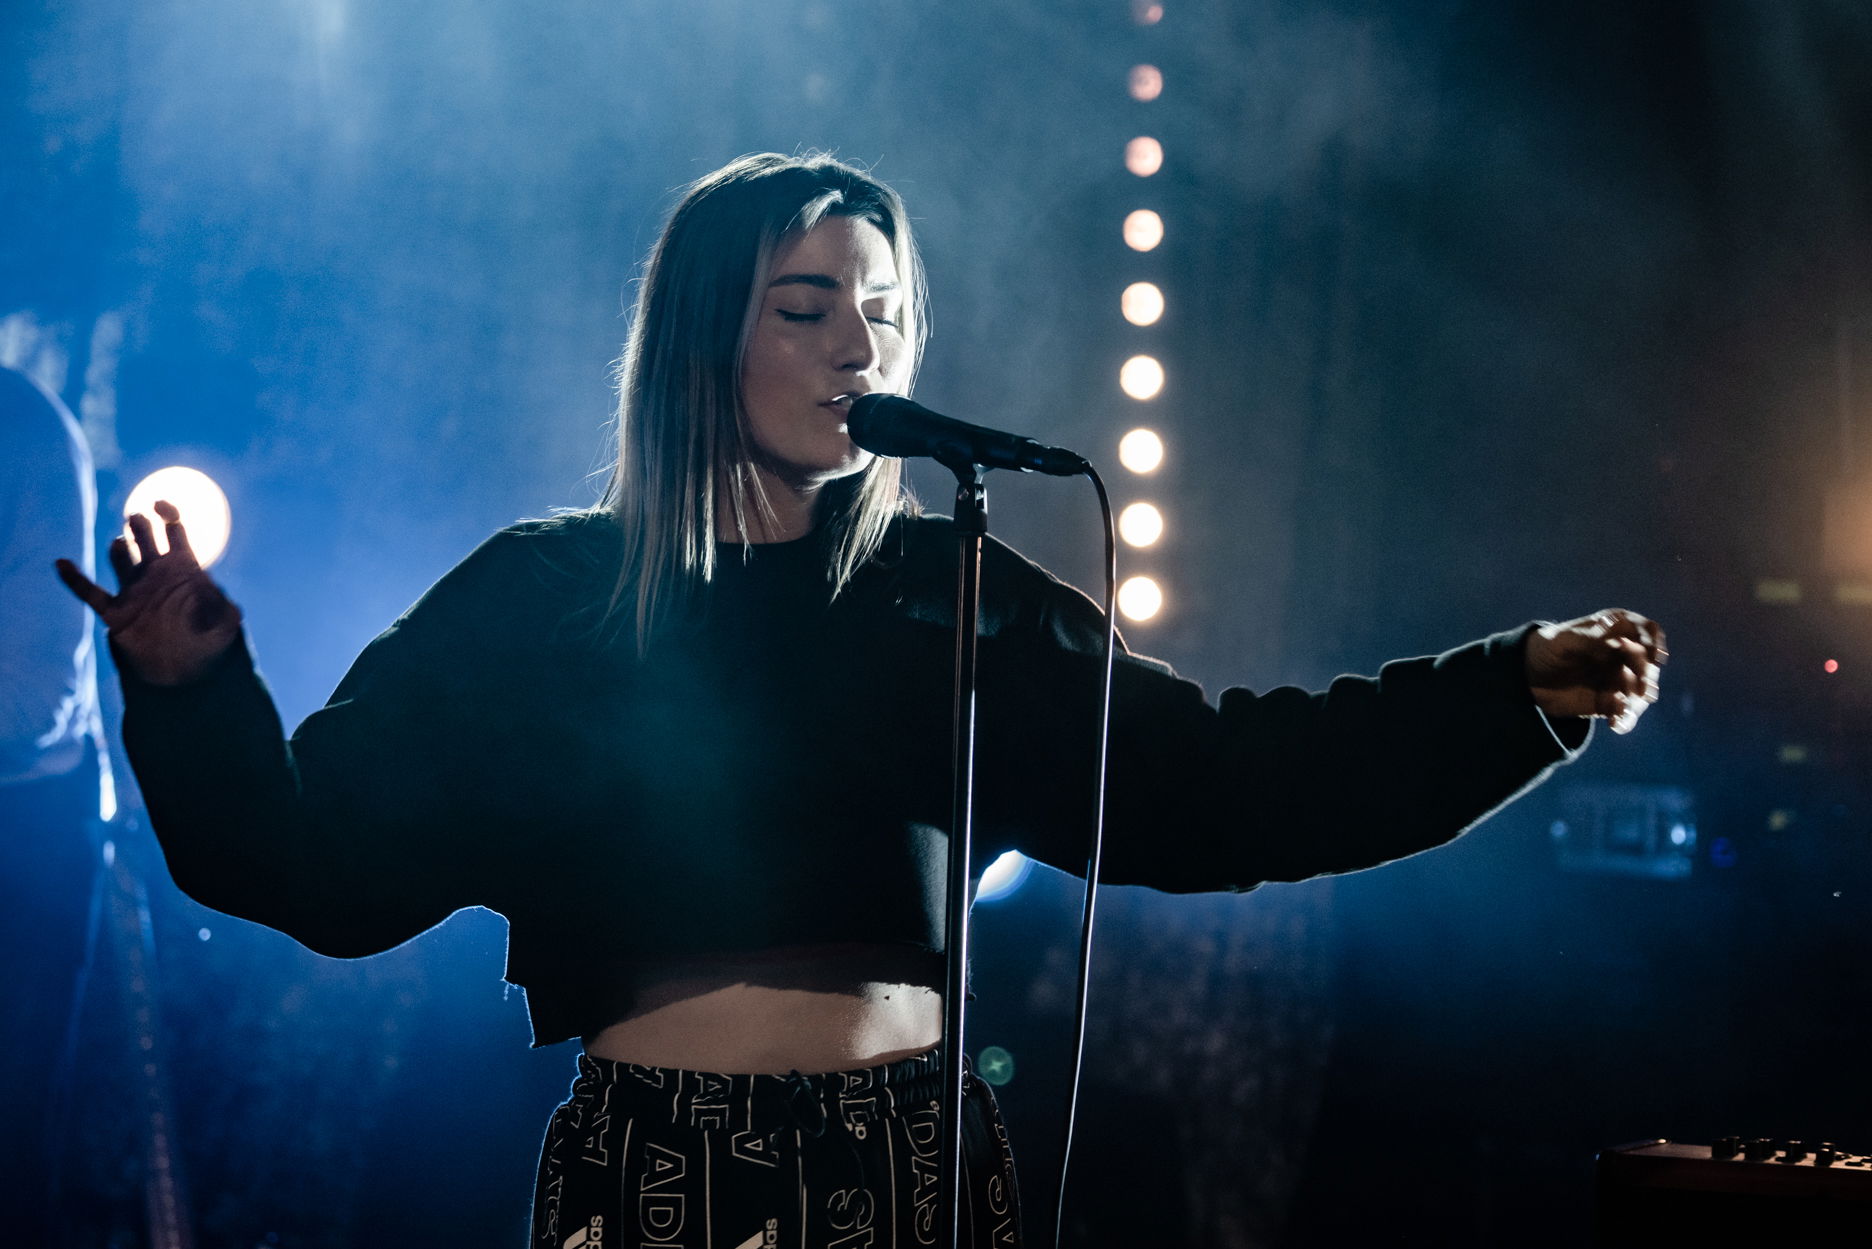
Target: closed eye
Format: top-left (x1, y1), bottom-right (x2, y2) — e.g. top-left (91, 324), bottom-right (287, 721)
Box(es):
top-left (776, 310), bottom-right (823, 322)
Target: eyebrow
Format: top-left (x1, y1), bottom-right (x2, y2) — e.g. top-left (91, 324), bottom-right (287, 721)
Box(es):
top-left (768, 273), bottom-right (900, 295)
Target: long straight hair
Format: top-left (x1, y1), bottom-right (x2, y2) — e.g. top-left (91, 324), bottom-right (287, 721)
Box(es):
top-left (597, 153), bottom-right (930, 651)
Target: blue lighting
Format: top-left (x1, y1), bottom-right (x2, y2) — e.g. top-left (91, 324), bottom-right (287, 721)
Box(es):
top-left (976, 851), bottom-right (1033, 903)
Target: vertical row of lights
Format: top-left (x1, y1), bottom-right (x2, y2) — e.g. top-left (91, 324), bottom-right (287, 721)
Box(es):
top-left (1116, 0), bottom-right (1168, 623)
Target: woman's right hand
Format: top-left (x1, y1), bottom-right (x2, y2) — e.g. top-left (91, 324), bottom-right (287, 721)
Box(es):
top-left (56, 500), bottom-right (243, 687)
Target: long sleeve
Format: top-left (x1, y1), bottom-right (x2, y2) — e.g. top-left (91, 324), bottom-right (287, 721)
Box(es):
top-left (969, 543), bottom-right (1589, 891)
top-left (117, 528), bottom-right (553, 957)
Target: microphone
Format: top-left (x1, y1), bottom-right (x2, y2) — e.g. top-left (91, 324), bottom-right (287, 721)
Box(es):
top-left (846, 394), bottom-right (1089, 477)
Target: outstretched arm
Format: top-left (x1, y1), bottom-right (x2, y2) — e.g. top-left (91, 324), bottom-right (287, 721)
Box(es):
top-left (58, 505), bottom-right (480, 956)
top-left (978, 588), bottom-right (1666, 892)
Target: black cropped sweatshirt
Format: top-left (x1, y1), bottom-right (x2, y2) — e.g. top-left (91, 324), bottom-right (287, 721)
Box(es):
top-left (119, 511), bottom-right (1588, 1045)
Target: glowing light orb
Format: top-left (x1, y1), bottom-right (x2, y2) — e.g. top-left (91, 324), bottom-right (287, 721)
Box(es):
top-left (124, 466), bottom-right (232, 568)
top-left (1128, 65), bottom-right (1163, 102)
top-left (1125, 136), bottom-right (1164, 177)
top-left (1121, 282), bottom-right (1165, 327)
top-left (1119, 354), bottom-right (1165, 401)
top-left (1119, 575), bottom-right (1164, 622)
top-left (1123, 210), bottom-right (1164, 252)
top-left (1132, 1), bottom-right (1164, 25)
top-left (1118, 428), bottom-right (1165, 474)
top-left (976, 1045), bottom-right (1016, 1086)
top-left (1825, 658), bottom-right (1840, 673)
top-left (977, 851), bottom-right (1033, 903)
top-left (1119, 502), bottom-right (1165, 547)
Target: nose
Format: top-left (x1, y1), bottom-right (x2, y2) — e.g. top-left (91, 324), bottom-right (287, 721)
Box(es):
top-left (833, 304), bottom-right (882, 375)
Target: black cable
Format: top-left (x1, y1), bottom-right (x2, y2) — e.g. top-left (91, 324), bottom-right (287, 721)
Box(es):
top-left (1052, 465), bottom-right (1119, 1248)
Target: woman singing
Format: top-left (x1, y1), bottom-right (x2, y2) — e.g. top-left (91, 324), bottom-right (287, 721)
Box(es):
top-left (58, 152), bottom-right (1664, 1246)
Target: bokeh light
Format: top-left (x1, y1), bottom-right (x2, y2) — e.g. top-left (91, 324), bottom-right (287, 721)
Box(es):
top-left (1132, 0), bottom-right (1164, 25)
top-left (977, 851), bottom-right (1033, 903)
top-left (124, 466), bottom-right (233, 568)
top-left (1122, 281), bottom-right (1165, 326)
top-left (976, 1045), bottom-right (1016, 1087)
top-left (1128, 64), bottom-right (1163, 101)
top-left (1120, 354), bottom-right (1165, 400)
top-left (1826, 658), bottom-right (1840, 673)
top-left (1125, 136), bottom-right (1163, 177)
top-left (1118, 575), bottom-right (1164, 621)
top-left (1118, 428), bottom-right (1165, 473)
top-left (1119, 502), bottom-right (1164, 547)
top-left (1123, 209), bottom-right (1164, 252)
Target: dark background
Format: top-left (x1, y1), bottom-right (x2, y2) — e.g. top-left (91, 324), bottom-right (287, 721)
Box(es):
top-left (5, 1), bottom-right (1871, 1245)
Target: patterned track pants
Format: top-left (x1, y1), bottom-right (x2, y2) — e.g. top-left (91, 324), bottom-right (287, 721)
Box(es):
top-left (532, 1048), bottom-right (1021, 1249)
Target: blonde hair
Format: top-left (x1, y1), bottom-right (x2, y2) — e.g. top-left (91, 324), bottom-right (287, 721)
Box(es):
top-left (597, 153), bottom-right (929, 650)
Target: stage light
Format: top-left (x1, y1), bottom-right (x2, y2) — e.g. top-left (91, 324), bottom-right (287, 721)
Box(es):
top-left (1123, 210), bottom-right (1164, 252)
top-left (1128, 65), bottom-right (1163, 102)
top-left (1119, 575), bottom-right (1163, 621)
top-left (1120, 354), bottom-right (1164, 400)
top-left (1119, 502), bottom-right (1164, 547)
top-left (977, 851), bottom-right (1033, 903)
top-left (1125, 137), bottom-right (1163, 177)
top-left (124, 466), bottom-right (232, 568)
top-left (1122, 281), bottom-right (1164, 327)
top-left (1118, 428), bottom-right (1164, 473)
top-left (1131, 0), bottom-right (1164, 25)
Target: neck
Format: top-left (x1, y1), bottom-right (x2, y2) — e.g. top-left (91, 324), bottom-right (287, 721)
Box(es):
top-left (717, 463), bottom-right (822, 543)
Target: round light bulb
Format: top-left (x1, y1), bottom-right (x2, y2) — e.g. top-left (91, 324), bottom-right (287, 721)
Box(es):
top-left (1119, 502), bottom-right (1164, 547)
top-left (1125, 136), bottom-right (1164, 177)
top-left (1118, 575), bottom-right (1164, 621)
top-left (1120, 355), bottom-right (1165, 401)
top-left (1118, 428), bottom-right (1165, 474)
top-left (124, 466), bottom-right (233, 568)
top-left (1121, 282), bottom-right (1165, 327)
top-left (1123, 210), bottom-right (1164, 252)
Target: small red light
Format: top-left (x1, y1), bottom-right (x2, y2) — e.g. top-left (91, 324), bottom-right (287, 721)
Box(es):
top-left (1825, 659), bottom-right (1840, 674)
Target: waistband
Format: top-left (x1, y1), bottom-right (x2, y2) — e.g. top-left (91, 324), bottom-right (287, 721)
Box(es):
top-left (570, 1048), bottom-right (963, 1138)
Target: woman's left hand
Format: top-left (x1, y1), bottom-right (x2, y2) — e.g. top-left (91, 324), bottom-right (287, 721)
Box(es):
top-left (1525, 609), bottom-right (1667, 735)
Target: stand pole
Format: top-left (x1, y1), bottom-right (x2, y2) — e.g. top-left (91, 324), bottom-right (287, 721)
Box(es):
top-left (940, 463), bottom-right (987, 1249)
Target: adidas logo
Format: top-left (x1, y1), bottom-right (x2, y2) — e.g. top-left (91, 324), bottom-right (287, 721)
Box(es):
top-left (733, 1216), bottom-right (782, 1249)
top-left (562, 1215), bottom-right (604, 1248)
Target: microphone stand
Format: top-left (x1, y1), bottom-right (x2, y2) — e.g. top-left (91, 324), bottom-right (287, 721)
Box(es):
top-left (939, 456), bottom-right (986, 1249)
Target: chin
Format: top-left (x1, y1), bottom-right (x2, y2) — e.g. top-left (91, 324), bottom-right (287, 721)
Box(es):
top-left (804, 457), bottom-right (873, 490)
top-left (754, 434), bottom-right (875, 493)
top-left (805, 440), bottom-right (874, 483)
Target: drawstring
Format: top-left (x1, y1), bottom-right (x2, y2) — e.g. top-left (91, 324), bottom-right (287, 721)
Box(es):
top-left (786, 1072), bottom-right (871, 1194)
top-left (784, 1071), bottom-right (828, 1139)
